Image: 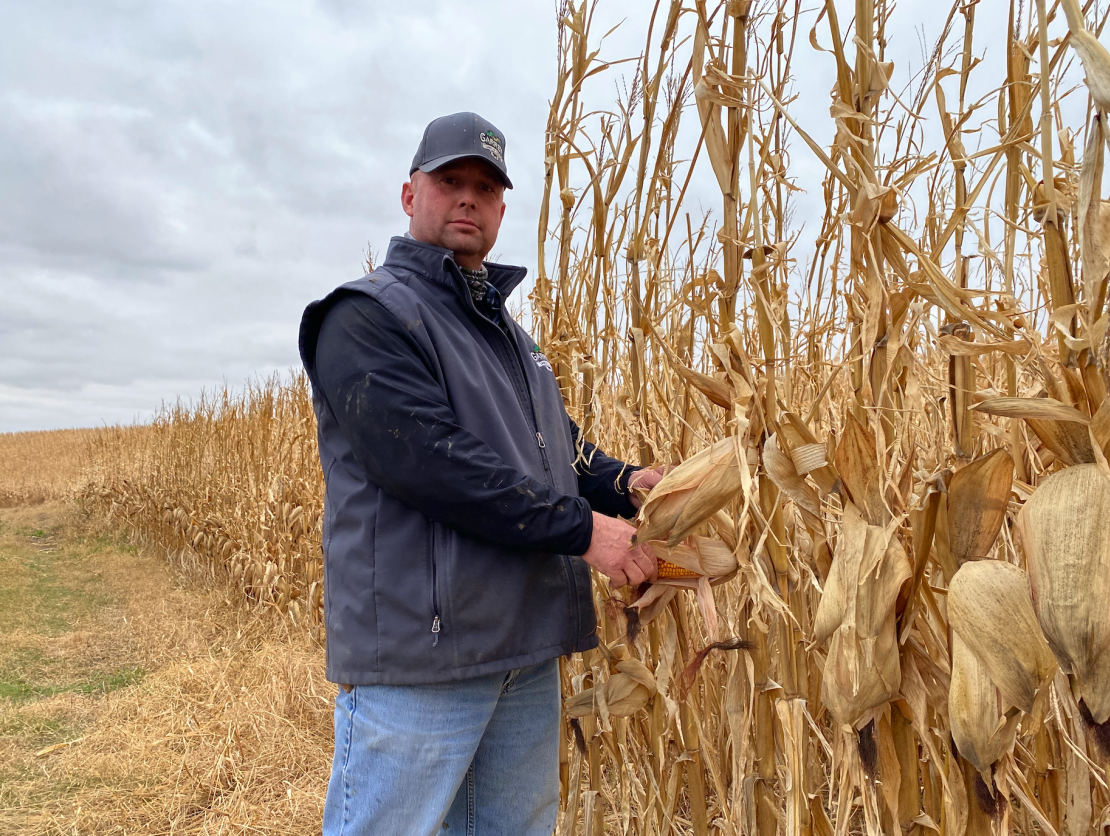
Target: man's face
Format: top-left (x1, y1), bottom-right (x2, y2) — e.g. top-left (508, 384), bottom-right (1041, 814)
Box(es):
top-left (401, 159), bottom-right (507, 268)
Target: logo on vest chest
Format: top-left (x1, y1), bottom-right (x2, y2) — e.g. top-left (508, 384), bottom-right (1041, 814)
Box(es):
top-left (530, 344), bottom-right (553, 371)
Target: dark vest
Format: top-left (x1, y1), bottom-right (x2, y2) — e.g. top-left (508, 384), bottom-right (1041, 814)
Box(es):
top-left (298, 236), bottom-right (598, 685)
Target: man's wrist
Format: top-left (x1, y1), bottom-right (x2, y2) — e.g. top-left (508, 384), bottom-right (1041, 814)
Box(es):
top-left (568, 507), bottom-right (594, 557)
top-left (618, 466), bottom-right (643, 494)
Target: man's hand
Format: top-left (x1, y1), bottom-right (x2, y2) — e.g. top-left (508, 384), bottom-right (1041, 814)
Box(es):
top-left (627, 466), bottom-right (667, 510)
top-left (580, 512), bottom-right (658, 588)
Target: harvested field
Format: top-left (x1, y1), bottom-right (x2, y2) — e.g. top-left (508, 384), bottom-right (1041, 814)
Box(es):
top-left (0, 503), bottom-right (330, 835)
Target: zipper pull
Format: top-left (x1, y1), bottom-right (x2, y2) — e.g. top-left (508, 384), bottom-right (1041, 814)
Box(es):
top-left (431, 616), bottom-right (441, 647)
top-left (536, 432), bottom-right (546, 449)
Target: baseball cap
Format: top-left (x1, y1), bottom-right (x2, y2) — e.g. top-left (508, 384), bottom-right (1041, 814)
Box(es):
top-left (409, 112), bottom-right (513, 189)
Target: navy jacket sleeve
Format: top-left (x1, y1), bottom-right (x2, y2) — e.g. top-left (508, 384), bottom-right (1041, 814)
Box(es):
top-left (570, 420), bottom-right (641, 519)
top-left (314, 293), bottom-right (595, 555)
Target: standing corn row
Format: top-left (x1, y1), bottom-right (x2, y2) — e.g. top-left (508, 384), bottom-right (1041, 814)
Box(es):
top-left (82, 375), bottom-right (327, 634)
top-left (540, 1), bottom-right (1110, 834)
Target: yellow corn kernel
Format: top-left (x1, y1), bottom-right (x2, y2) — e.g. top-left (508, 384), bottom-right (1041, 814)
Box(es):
top-left (656, 560), bottom-right (700, 579)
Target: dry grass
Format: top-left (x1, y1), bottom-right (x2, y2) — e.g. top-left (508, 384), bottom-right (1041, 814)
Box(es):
top-left (0, 503), bottom-right (331, 836)
top-left (17, 634), bottom-right (332, 835)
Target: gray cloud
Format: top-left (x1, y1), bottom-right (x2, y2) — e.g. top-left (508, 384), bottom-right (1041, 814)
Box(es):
top-left (1, 0), bottom-right (555, 431)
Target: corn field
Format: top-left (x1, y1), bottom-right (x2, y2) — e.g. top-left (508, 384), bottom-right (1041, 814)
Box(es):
top-left (0, 428), bottom-right (97, 507)
top-left (82, 378), bottom-right (325, 631)
top-left (75, 0), bottom-right (1110, 833)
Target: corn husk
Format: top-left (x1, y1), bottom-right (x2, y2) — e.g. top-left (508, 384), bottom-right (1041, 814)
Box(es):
top-left (814, 501), bottom-right (911, 728)
top-left (974, 397), bottom-right (1095, 466)
top-left (945, 449), bottom-right (1014, 565)
top-left (1077, 112), bottom-right (1110, 320)
top-left (645, 536), bottom-right (739, 579)
top-left (765, 432), bottom-right (822, 530)
top-left (781, 411), bottom-right (839, 495)
top-left (564, 658), bottom-right (658, 719)
top-left (949, 632), bottom-right (1023, 783)
top-left (1017, 464), bottom-right (1110, 722)
top-left (635, 437), bottom-right (744, 546)
top-left (1090, 397), bottom-right (1110, 466)
top-left (1061, 0), bottom-right (1110, 112)
top-left (834, 414), bottom-right (888, 526)
top-left (949, 560), bottom-right (1056, 714)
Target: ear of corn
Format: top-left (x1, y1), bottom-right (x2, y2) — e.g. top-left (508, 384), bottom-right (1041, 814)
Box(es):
top-left (1018, 464), bottom-right (1110, 722)
top-left (635, 436), bottom-right (745, 546)
top-left (646, 537), bottom-right (739, 582)
top-left (655, 560), bottom-right (699, 580)
top-left (565, 658), bottom-right (657, 720)
top-left (949, 632), bottom-right (1024, 784)
top-left (949, 560), bottom-right (1056, 714)
top-left (975, 397), bottom-right (1097, 465)
top-left (813, 501), bottom-right (911, 729)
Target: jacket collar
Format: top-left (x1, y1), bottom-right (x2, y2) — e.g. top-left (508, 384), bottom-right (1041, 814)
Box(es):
top-left (382, 235), bottom-right (529, 298)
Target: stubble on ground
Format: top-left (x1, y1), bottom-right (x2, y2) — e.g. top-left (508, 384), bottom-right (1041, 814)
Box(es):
top-left (0, 502), bottom-right (333, 835)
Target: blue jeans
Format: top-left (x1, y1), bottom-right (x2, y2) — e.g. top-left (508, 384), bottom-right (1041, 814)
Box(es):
top-left (322, 658), bottom-right (561, 836)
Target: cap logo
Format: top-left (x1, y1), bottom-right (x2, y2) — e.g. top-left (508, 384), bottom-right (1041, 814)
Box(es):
top-left (480, 130), bottom-right (504, 162)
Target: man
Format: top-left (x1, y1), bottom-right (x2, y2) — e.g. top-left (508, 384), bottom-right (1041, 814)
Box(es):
top-left (298, 112), bottom-right (661, 836)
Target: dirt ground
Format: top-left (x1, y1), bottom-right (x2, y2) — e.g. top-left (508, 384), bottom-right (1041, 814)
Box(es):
top-left (0, 502), bottom-right (333, 835)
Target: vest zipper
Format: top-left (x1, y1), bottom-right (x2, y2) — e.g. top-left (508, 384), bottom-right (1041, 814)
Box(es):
top-left (504, 342), bottom-right (553, 480)
top-left (459, 279), bottom-right (555, 483)
top-left (429, 525), bottom-right (442, 647)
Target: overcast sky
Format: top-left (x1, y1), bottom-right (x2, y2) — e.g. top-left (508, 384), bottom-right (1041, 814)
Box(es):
top-left (1, 0), bottom-right (569, 432)
top-left (1, 0), bottom-right (1080, 432)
